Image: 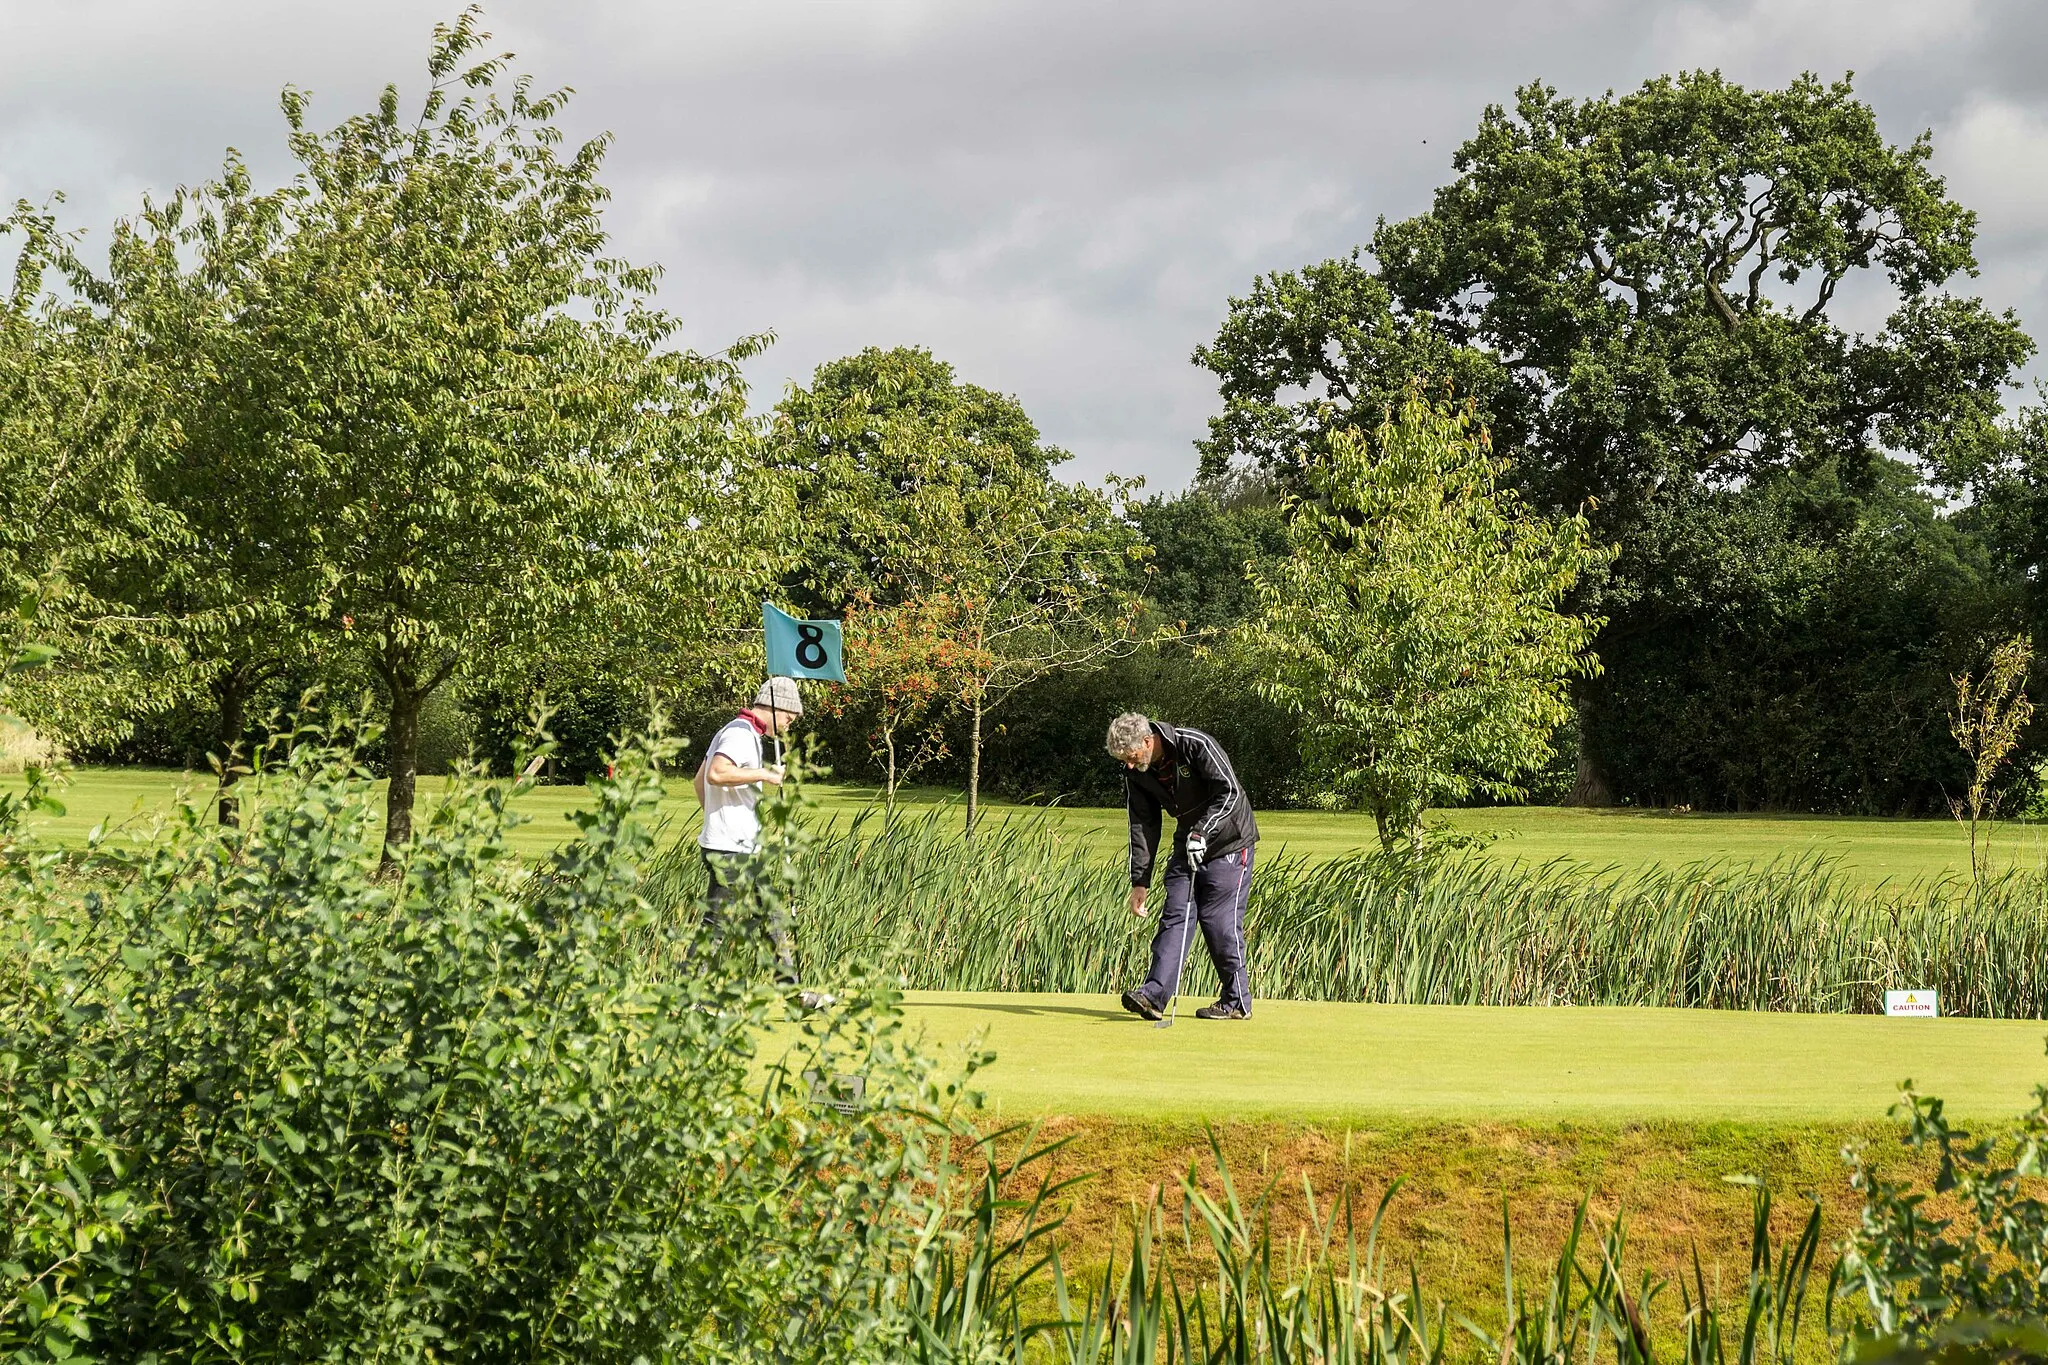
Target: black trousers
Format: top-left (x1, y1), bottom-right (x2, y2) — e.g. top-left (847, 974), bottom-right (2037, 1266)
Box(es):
top-left (1140, 845), bottom-right (1255, 1014)
top-left (700, 848), bottom-right (796, 986)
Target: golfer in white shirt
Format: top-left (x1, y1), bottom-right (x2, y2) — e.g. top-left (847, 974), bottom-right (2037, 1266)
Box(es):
top-left (695, 676), bottom-right (820, 1000)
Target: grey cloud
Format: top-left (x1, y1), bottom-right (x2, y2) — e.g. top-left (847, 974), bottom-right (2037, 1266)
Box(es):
top-left (3, 0), bottom-right (2043, 486)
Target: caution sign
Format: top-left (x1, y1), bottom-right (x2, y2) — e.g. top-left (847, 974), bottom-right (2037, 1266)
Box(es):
top-left (1884, 990), bottom-right (1939, 1018)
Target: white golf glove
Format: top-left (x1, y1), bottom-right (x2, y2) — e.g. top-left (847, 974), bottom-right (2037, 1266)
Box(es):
top-left (1185, 833), bottom-right (1208, 871)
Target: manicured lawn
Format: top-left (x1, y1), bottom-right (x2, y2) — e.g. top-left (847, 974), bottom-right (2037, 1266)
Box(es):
top-left (895, 991), bottom-right (2048, 1123)
top-left (0, 767), bottom-right (710, 861)
top-left (851, 787), bottom-right (2048, 886)
top-left (9, 766), bottom-right (2045, 885)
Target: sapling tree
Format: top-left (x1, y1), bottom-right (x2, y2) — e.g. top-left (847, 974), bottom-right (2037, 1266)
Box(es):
top-left (940, 488), bottom-right (1150, 833)
top-left (1947, 634), bottom-right (2034, 882)
top-left (1247, 393), bottom-right (1609, 849)
top-left (827, 589), bottom-right (971, 807)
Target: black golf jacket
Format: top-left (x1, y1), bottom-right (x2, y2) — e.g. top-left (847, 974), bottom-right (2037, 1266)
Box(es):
top-left (1124, 720), bottom-right (1258, 888)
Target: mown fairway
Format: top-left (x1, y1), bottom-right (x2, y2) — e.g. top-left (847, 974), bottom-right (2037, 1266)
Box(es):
top-left (14, 766), bottom-right (2048, 885)
top-left (895, 992), bottom-right (2048, 1123)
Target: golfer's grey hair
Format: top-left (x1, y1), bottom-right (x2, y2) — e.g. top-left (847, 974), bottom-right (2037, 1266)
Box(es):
top-left (1105, 712), bottom-right (1153, 759)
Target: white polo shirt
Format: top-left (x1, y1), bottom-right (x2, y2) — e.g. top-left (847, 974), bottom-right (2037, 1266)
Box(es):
top-left (699, 714), bottom-right (771, 854)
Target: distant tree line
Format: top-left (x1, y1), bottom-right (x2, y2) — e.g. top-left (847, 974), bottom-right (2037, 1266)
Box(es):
top-left (5, 26), bottom-right (2042, 824)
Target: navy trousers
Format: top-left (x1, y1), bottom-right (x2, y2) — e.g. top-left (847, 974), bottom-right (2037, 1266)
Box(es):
top-left (1141, 845), bottom-right (1255, 1014)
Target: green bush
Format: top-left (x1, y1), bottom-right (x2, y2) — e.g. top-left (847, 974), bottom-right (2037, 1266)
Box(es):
top-left (1839, 1082), bottom-right (2048, 1351)
top-left (0, 727), bottom-right (981, 1362)
top-left (1587, 464), bottom-right (2018, 815)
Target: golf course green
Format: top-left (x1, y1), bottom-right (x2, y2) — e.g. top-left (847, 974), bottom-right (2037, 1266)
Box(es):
top-left (891, 991), bottom-right (2048, 1122)
top-left (9, 766), bottom-right (2048, 885)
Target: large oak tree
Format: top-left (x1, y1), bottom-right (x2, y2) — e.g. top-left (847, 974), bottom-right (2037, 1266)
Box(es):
top-left (1199, 72), bottom-right (2033, 802)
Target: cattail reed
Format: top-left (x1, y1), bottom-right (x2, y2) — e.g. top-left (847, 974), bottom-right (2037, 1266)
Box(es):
top-left (645, 806), bottom-right (2048, 1017)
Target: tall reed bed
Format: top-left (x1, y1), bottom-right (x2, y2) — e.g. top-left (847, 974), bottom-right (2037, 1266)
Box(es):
top-left (651, 806), bottom-right (2048, 1017)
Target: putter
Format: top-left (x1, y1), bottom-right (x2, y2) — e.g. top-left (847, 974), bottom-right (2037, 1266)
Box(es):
top-left (1156, 869), bottom-right (1201, 1029)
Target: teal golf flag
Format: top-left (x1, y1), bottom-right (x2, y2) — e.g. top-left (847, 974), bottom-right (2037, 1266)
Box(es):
top-left (763, 602), bottom-right (845, 682)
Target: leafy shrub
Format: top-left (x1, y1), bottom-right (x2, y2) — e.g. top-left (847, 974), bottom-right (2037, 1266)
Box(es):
top-left (1839, 1082), bottom-right (2048, 1352)
top-left (0, 725), bottom-right (981, 1362)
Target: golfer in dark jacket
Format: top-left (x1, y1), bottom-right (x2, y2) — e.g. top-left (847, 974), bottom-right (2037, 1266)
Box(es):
top-left (1105, 712), bottom-right (1258, 1021)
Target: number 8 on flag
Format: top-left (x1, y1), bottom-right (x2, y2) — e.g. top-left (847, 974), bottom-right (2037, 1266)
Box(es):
top-left (764, 602), bottom-right (846, 681)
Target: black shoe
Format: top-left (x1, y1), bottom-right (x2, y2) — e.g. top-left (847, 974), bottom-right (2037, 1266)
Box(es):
top-left (1120, 989), bottom-right (1163, 1021)
top-left (1194, 1002), bottom-right (1250, 1020)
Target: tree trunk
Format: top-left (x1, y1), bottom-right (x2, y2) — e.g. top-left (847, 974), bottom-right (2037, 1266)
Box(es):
top-left (1569, 746), bottom-right (1612, 807)
top-left (1567, 689), bottom-right (1612, 807)
top-left (882, 724), bottom-right (898, 810)
top-left (380, 676), bottom-right (424, 877)
top-left (966, 696), bottom-right (983, 838)
top-left (213, 668), bottom-right (251, 828)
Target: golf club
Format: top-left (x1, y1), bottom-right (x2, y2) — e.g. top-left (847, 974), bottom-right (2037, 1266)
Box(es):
top-left (1156, 872), bottom-right (1201, 1029)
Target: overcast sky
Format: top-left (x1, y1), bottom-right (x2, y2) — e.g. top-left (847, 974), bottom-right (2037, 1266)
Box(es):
top-left (4, 0), bottom-right (2046, 489)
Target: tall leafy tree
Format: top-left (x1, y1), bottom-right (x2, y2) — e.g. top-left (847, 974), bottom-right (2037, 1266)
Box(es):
top-left (1372, 72), bottom-right (2026, 517)
top-left (1246, 395), bottom-right (1608, 848)
top-left (1129, 475), bottom-right (1291, 635)
top-left (775, 346), bottom-right (1064, 612)
top-left (1960, 402), bottom-right (2048, 633)
top-left (1200, 72), bottom-right (2032, 804)
top-left (778, 347), bottom-right (1150, 830)
top-left (193, 11), bottom-right (770, 865)
top-left (1195, 259), bottom-right (1516, 491)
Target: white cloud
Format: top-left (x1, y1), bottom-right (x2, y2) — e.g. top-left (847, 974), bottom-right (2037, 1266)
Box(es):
top-left (1650, 0), bottom-right (1981, 77)
top-left (3, 0), bottom-right (2043, 483)
top-left (1935, 97), bottom-right (2048, 361)
top-left (1943, 98), bottom-right (2048, 250)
